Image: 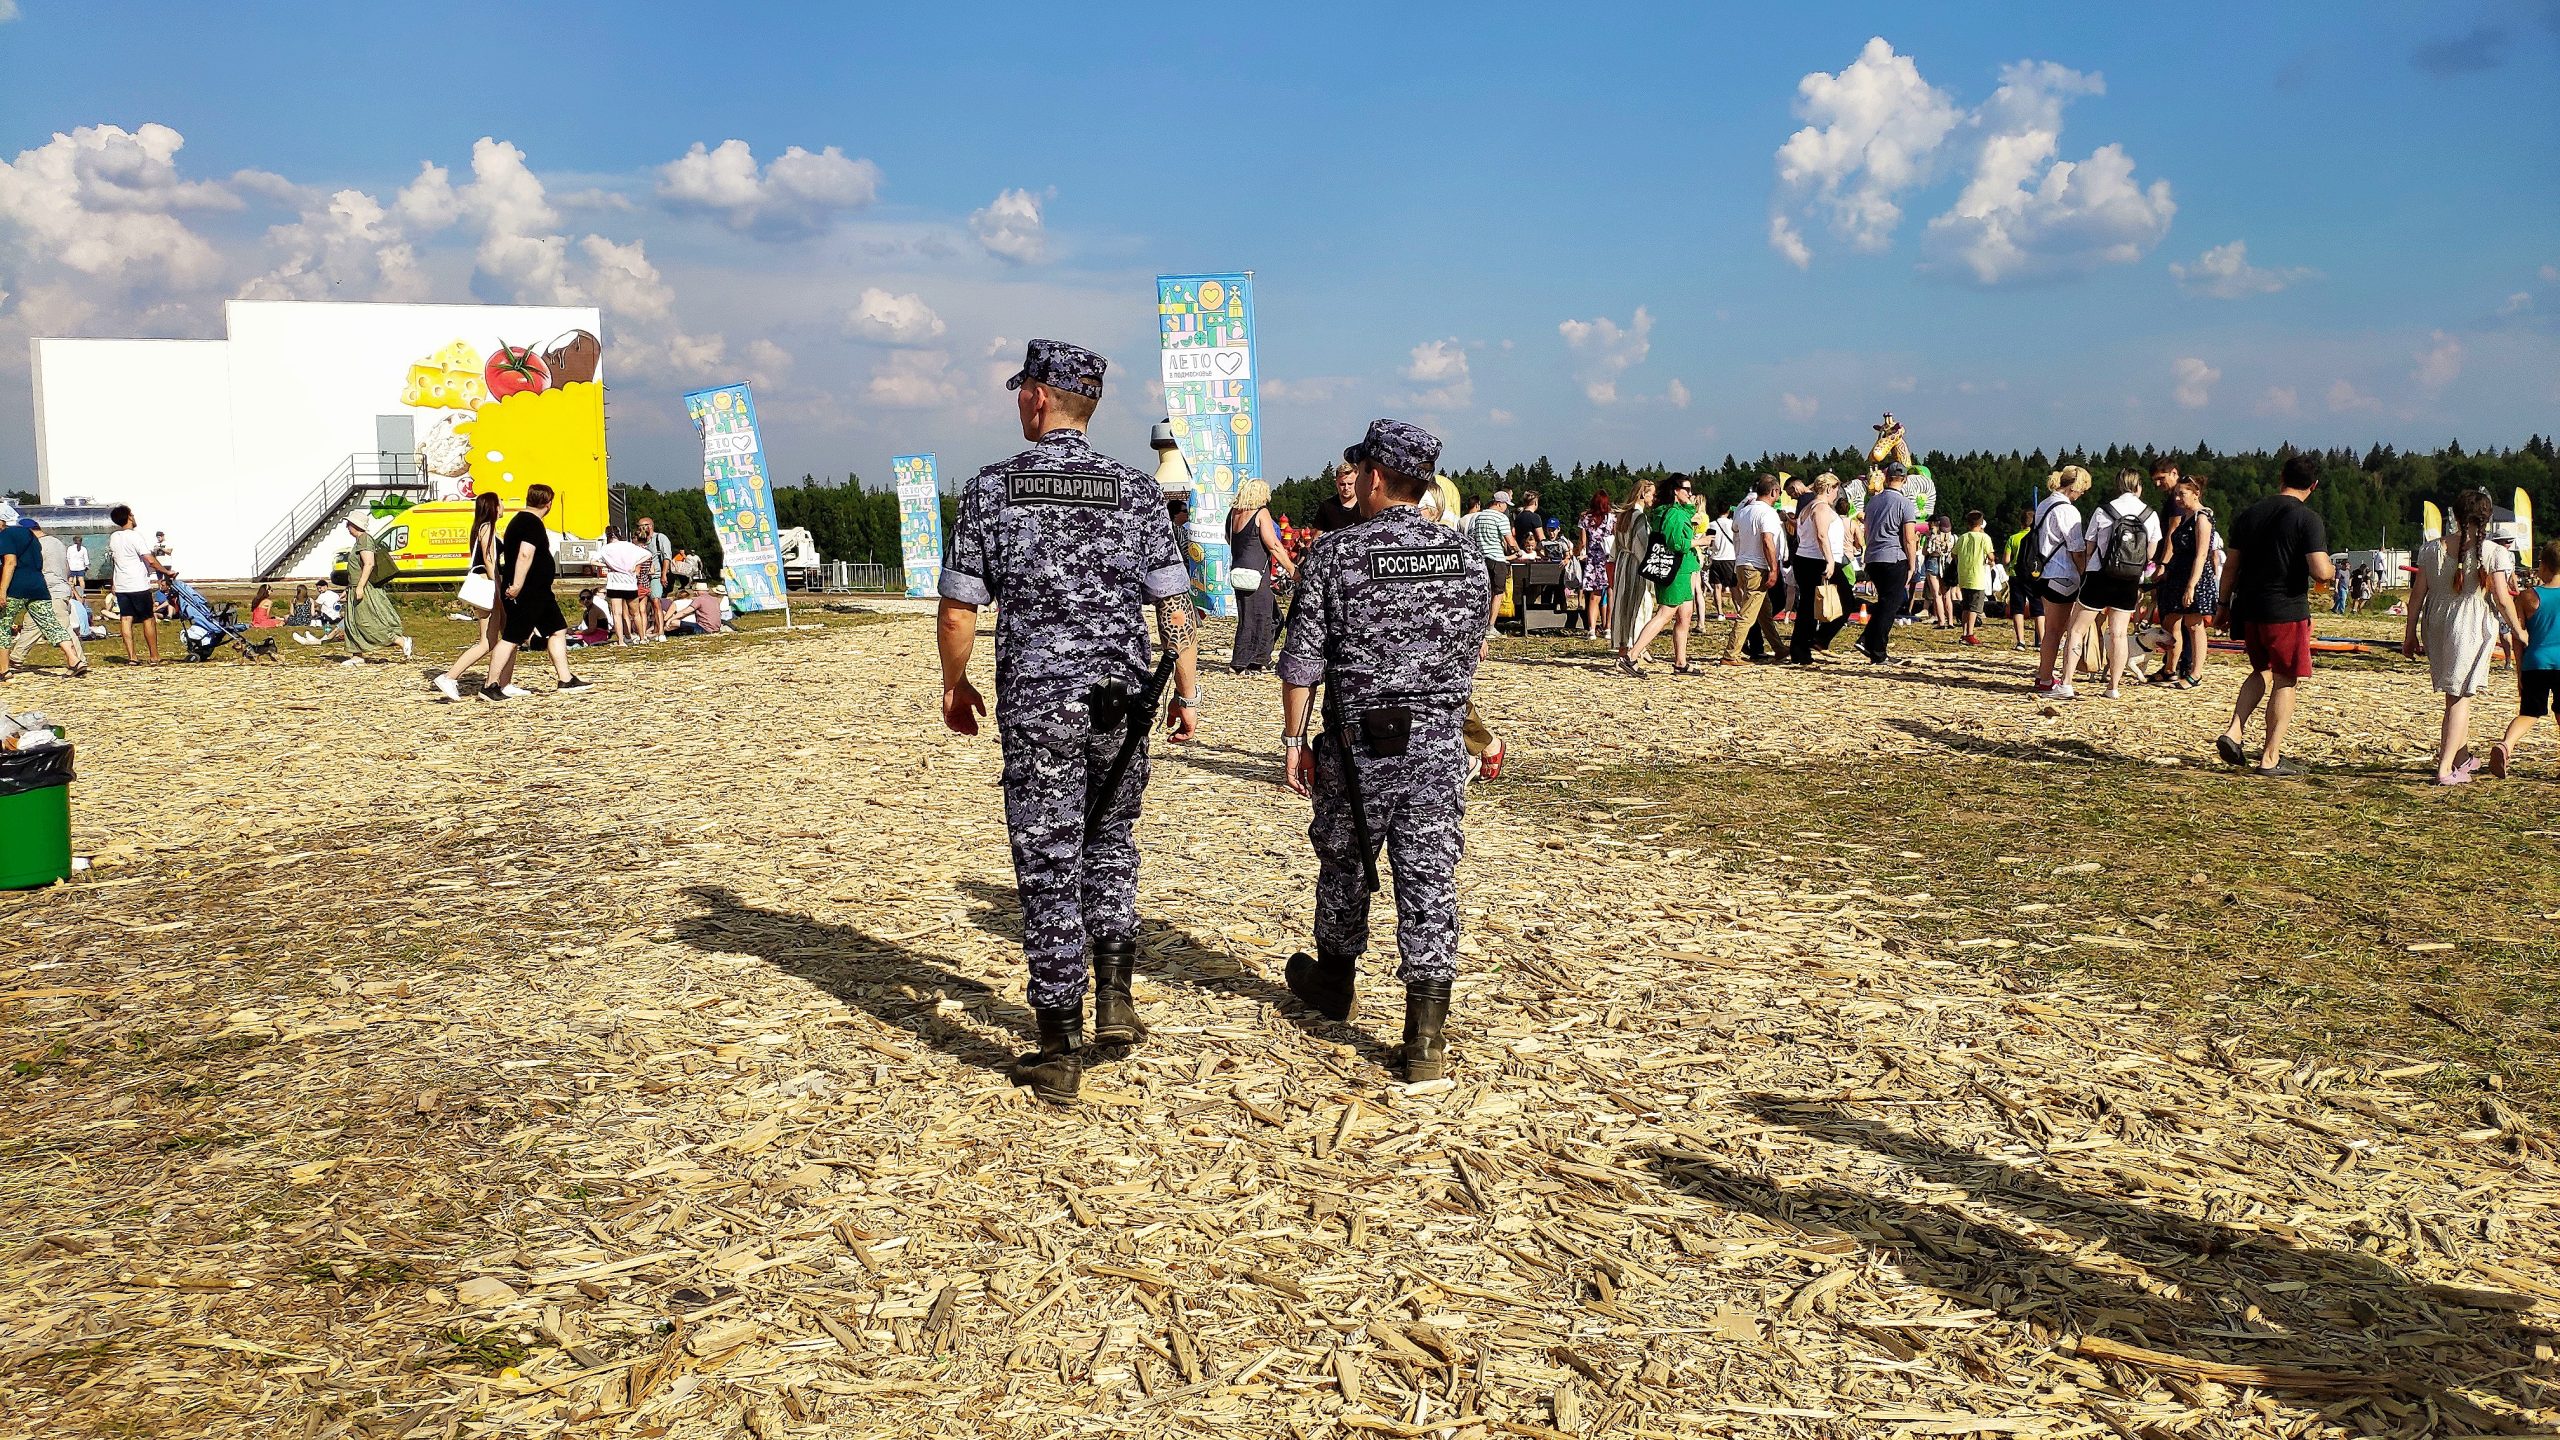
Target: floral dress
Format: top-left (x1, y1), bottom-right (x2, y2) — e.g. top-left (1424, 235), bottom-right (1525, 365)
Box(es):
top-left (1581, 520), bottom-right (1612, 594)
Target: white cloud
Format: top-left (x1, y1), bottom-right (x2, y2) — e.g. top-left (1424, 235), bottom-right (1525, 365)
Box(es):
top-left (2171, 356), bottom-right (2219, 408)
top-left (968, 188), bottom-right (1047, 264)
top-left (2257, 385), bottom-right (2299, 417)
top-left (2327, 379), bottom-right (2382, 414)
top-left (1884, 374), bottom-right (1918, 393)
top-left (2501, 291), bottom-right (2535, 316)
top-left (1781, 392), bottom-right (1820, 421)
top-left (0, 2), bottom-right (20, 20)
top-left (0, 123), bottom-right (234, 299)
top-left (1666, 378), bottom-right (1691, 409)
top-left (2171, 240), bottom-right (2313, 298)
top-left (741, 338), bottom-right (793, 390)
top-left (1557, 306), bottom-right (1652, 404)
top-left (847, 287), bottom-right (946, 344)
top-left (1924, 61), bottom-right (2174, 284)
top-left (239, 188), bottom-right (429, 302)
top-left (1487, 408), bottom-right (1517, 426)
top-left (655, 139), bottom-right (880, 239)
top-left (867, 348), bottom-right (964, 409)
top-left (1261, 375), bottom-right (1357, 403)
top-left (2412, 329), bottom-right (2462, 391)
top-left (2542, 263), bottom-right (2559, 284)
top-left (1769, 37), bottom-right (1962, 260)
top-left (1401, 337), bottom-right (1473, 408)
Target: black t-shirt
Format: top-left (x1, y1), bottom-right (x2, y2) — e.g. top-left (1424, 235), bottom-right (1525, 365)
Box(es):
top-left (1512, 509), bottom-right (1543, 547)
top-left (498, 511), bottom-right (555, 593)
top-left (1313, 496), bottom-right (1361, 533)
top-left (2227, 493), bottom-right (2327, 624)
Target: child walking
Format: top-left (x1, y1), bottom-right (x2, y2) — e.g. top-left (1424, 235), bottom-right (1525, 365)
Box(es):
top-left (2490, 538), bottom-right (2560, 778)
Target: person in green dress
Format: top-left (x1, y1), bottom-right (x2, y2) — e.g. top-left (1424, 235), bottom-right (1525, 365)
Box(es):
top-left (338, 518), bottom-right (412, 666)
top-left (1619, 473), bottom-right (1701, 674)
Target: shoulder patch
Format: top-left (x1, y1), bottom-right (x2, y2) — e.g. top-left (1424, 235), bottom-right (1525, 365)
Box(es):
top-left (1006, 470), bottom-right (1122, 508)
top-left (1366, 545), bottom-right (1469, 582)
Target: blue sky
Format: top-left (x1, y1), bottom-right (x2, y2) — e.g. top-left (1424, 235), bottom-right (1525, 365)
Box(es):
top-left (3, 0), bottom-right (2556, 492)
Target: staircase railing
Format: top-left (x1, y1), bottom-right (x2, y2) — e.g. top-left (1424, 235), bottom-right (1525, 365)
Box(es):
top-left (252, 453), bottom-right (432, 578)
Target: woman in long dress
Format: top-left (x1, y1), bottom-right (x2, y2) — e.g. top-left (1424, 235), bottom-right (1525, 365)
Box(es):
top-left (2405, 488), bottom-right (2528, 784)
top-left (1607, 477), bottom-right (1658, 656)
top-left (1225, 480), bottom-right (1296, 672)
top-left (338, 518), bottom-right (411, 666)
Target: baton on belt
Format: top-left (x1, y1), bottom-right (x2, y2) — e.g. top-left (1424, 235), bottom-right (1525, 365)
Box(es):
top-left (1322, 687), bottom-right (1381, 895)
top-left (1084, 651), bottom-right (1181, 842)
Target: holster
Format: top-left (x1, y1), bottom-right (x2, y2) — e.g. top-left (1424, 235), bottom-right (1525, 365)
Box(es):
top-left (1085, 682), bottom-right (1135, 732)
top-left (1359, 705), bottom-right (1412, 758)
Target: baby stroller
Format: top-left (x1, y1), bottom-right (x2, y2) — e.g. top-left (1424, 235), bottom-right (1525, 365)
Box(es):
top-left (164, 577), bottom-right (264, 662)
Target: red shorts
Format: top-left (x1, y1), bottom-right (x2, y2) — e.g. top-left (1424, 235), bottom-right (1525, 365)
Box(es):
top-left (2236, 618), bottom-right (2313, 680)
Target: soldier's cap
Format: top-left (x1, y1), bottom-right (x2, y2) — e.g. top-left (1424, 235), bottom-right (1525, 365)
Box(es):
top-left (1004, 339), bottom-right (1106, 399)
top-left (1342, 418), bottom-right (1442, 480)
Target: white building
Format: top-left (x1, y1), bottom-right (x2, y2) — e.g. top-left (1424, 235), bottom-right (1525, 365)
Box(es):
top-left (31, 299), bottom-right (603, 579)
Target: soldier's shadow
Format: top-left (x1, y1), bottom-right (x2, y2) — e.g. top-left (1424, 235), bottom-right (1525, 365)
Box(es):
top-left (955, 879), bottom-right (1398, 1068)
top-left (672, 884), bottom-right (1023, 1077)
top-left (1651, 1092), bottom-right (2556, 1434)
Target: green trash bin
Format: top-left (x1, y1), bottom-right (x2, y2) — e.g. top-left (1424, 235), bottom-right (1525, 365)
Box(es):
top-left (0, 743), bottom-right (74, 890)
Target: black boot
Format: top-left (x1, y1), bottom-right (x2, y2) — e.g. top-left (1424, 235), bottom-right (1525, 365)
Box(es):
top-left (1012, 1006), bottom-right (1084, 1105)
top-left (1284, 949), bottom-right (1359, 1022)
top-left (1091, 938), bottom-right (1146, 1047)
top-left (1397, 979), bottom-right (1452, 1082)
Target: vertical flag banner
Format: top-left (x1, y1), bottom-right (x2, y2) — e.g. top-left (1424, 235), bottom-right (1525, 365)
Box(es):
top-left (1156, 272), bottom-right (1259, 618)
top-left (682, 383), bottom-right (788, 615)
top-left (893, 453), bottom-right (942, 598)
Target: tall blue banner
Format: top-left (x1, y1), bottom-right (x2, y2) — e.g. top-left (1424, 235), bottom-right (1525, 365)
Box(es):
top-left (892, 453), bottom-right (941, 599)
top-left (1156, 273), bottom-right (1259, 618)
top-left (682, 383), bottom-right (787, 615)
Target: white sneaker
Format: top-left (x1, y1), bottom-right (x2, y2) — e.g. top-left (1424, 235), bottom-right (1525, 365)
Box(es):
top-left (432, 675), bottom-right (461, 702)
top-left (291, 632), bottom-right (321, 646)
top-left (397, 637), bottom-right (414, 659)
top-left (2050, 684), bottom-right (2078, 700)
top-left (496, 684), bottom-right (537, 699)
top-left (338, 657), bottom-right (366, 668)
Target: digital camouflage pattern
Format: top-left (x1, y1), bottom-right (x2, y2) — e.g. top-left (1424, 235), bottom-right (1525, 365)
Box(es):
top-left (1003, 339), bottom-right (1107, 400)
top-left (1280, 493), bottom-right (1490, 984)
top-left (1341, 417), bottom-right (1442, 481)
top-left (942, 427), bottom-right (1190, 1009)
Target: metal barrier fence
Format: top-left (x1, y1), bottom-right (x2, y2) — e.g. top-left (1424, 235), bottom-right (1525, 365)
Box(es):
top-left (816, 561), bottom-right (903, 593)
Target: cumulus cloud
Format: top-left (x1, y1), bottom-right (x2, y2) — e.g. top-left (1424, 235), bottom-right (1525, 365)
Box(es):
top-left (2412, 329), bottom-right (2462, 391)
top-left (1487, 408), bottom-right (1517, 425)
top-left (1557, 307), bottom-right (1652, 404)
top-left (239, 188), bottom-right (429, 302)
top-left (1666, 377), bottom-right (1691, 409)
top-left (1401, 337), bottom-right (1473, 409)
top-left (1924, 61), bottom-right (2174, 284)
top-left (2170, 240), bottom-right (2313, 298)
top-left (656, 139), bottom-right (880, 239)
top-left (0, 2), bottom-right (19, 20)
top-left (2171, 356), bottom-right (2219, 408)
top-left (1769, 41), bottom-right (2176, 284)
top-left (846, 287), bottom-right (946, 345)
top-left (2327, 379), bottom-right (2382, 414)
top-left (1781, 392), bottom-right (1820, 421)
top-left (2257, 386), bottom-right (2299, 417)
top-left (969, 188), bottom-right (1047, 264)
top-left (867, 348), bottom-right (964, 409)
top-left (2501, 290), bottom-right (2535, 316)
top-left (0, 123), bottom-right (234, 300)
top-left (1769, 37), bottom-right (1962, 259)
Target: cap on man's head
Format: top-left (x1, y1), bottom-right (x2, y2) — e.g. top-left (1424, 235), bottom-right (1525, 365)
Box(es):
top-left (1884, 461), bottom-right (1909, 478)
top-left (1004, 339), bottom-right (1107, 399)
top-left (1490, 489), bottom-right (1513, 505)
top-left (1342, 418), bottom-right (1442, 480)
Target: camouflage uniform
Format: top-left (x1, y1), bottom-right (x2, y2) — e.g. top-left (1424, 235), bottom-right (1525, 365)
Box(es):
top-left (1279, 421), bottom-right (1490, 985)
top-left (940, 342), bottom-right (1191, 1012)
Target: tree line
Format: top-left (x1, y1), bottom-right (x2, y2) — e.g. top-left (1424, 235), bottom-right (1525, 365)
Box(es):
top-left (619, 473), bottom-right (957, 579)
top-left (1267, 438), bottom-right (2560, 552)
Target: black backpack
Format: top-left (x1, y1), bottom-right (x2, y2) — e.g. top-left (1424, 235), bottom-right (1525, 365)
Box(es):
top-left (2019, 497), bottom-right (2062, 581)
top-left (1638, 510), bottom-right (1680, 583)
top-left (2097, 502), bottom-right (2155, 580)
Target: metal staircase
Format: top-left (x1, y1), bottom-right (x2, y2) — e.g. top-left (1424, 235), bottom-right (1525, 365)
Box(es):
top-left (252, 453), bottom-right (432, 579)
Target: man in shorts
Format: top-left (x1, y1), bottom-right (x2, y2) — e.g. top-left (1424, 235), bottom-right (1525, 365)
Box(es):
top-left (1951, 509), bottom-right (1995, 646)
top-left (104, 505), bottom-right (170, 665)
top-left (2216, 454), bottom-right (2332, 776)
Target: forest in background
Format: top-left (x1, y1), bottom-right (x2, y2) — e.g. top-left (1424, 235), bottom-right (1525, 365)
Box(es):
top-left (621, 439), bottom-right (2558, 580)
top-left (1269, 438), bottom-right (2560, 553)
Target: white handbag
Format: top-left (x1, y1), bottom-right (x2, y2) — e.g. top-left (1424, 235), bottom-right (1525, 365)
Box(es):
top-left (1230, 567), bottom-right (1264, 593)
top-left (458, 573), bottom-right (497, 611)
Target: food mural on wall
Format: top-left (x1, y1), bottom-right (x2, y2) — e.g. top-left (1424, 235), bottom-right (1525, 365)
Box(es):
top-left (365, 330), bottom-right (610, 582)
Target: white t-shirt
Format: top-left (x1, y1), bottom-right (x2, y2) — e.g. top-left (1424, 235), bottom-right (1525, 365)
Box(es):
top-left (2034, 496), bottom-right (2087, 587)
top-left (107, 529), bottom-right (154, 592)
top-left (66, 542), bottom-right (88, 577)
top-left (2084, 494), bottom-right (2163, 579)
top-left (1730, 499), bottom-right (1784, 571)
top-left (316, 590), bottom-right (343, 621)
top-left (1707, 515), bottom-right (1737, 562)
top-left (599, 539), bottom-right (649, 592)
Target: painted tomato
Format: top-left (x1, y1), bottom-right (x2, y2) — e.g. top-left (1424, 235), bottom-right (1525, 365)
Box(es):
top-left (484, 341), bottom-right (551, 399)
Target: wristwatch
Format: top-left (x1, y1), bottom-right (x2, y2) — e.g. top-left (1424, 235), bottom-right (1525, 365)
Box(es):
top-left (1282, 734), bottom-right (1307, 750)
top-left (1174, 691), bottom-right (1201, 708)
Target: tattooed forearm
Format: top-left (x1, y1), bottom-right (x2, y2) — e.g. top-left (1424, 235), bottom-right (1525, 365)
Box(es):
top-left (1155, 593), bottom-right (1198, 654)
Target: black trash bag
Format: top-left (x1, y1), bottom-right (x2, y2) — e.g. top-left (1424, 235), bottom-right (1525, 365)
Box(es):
top-left (0, 744), bottom-right (74, 796)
